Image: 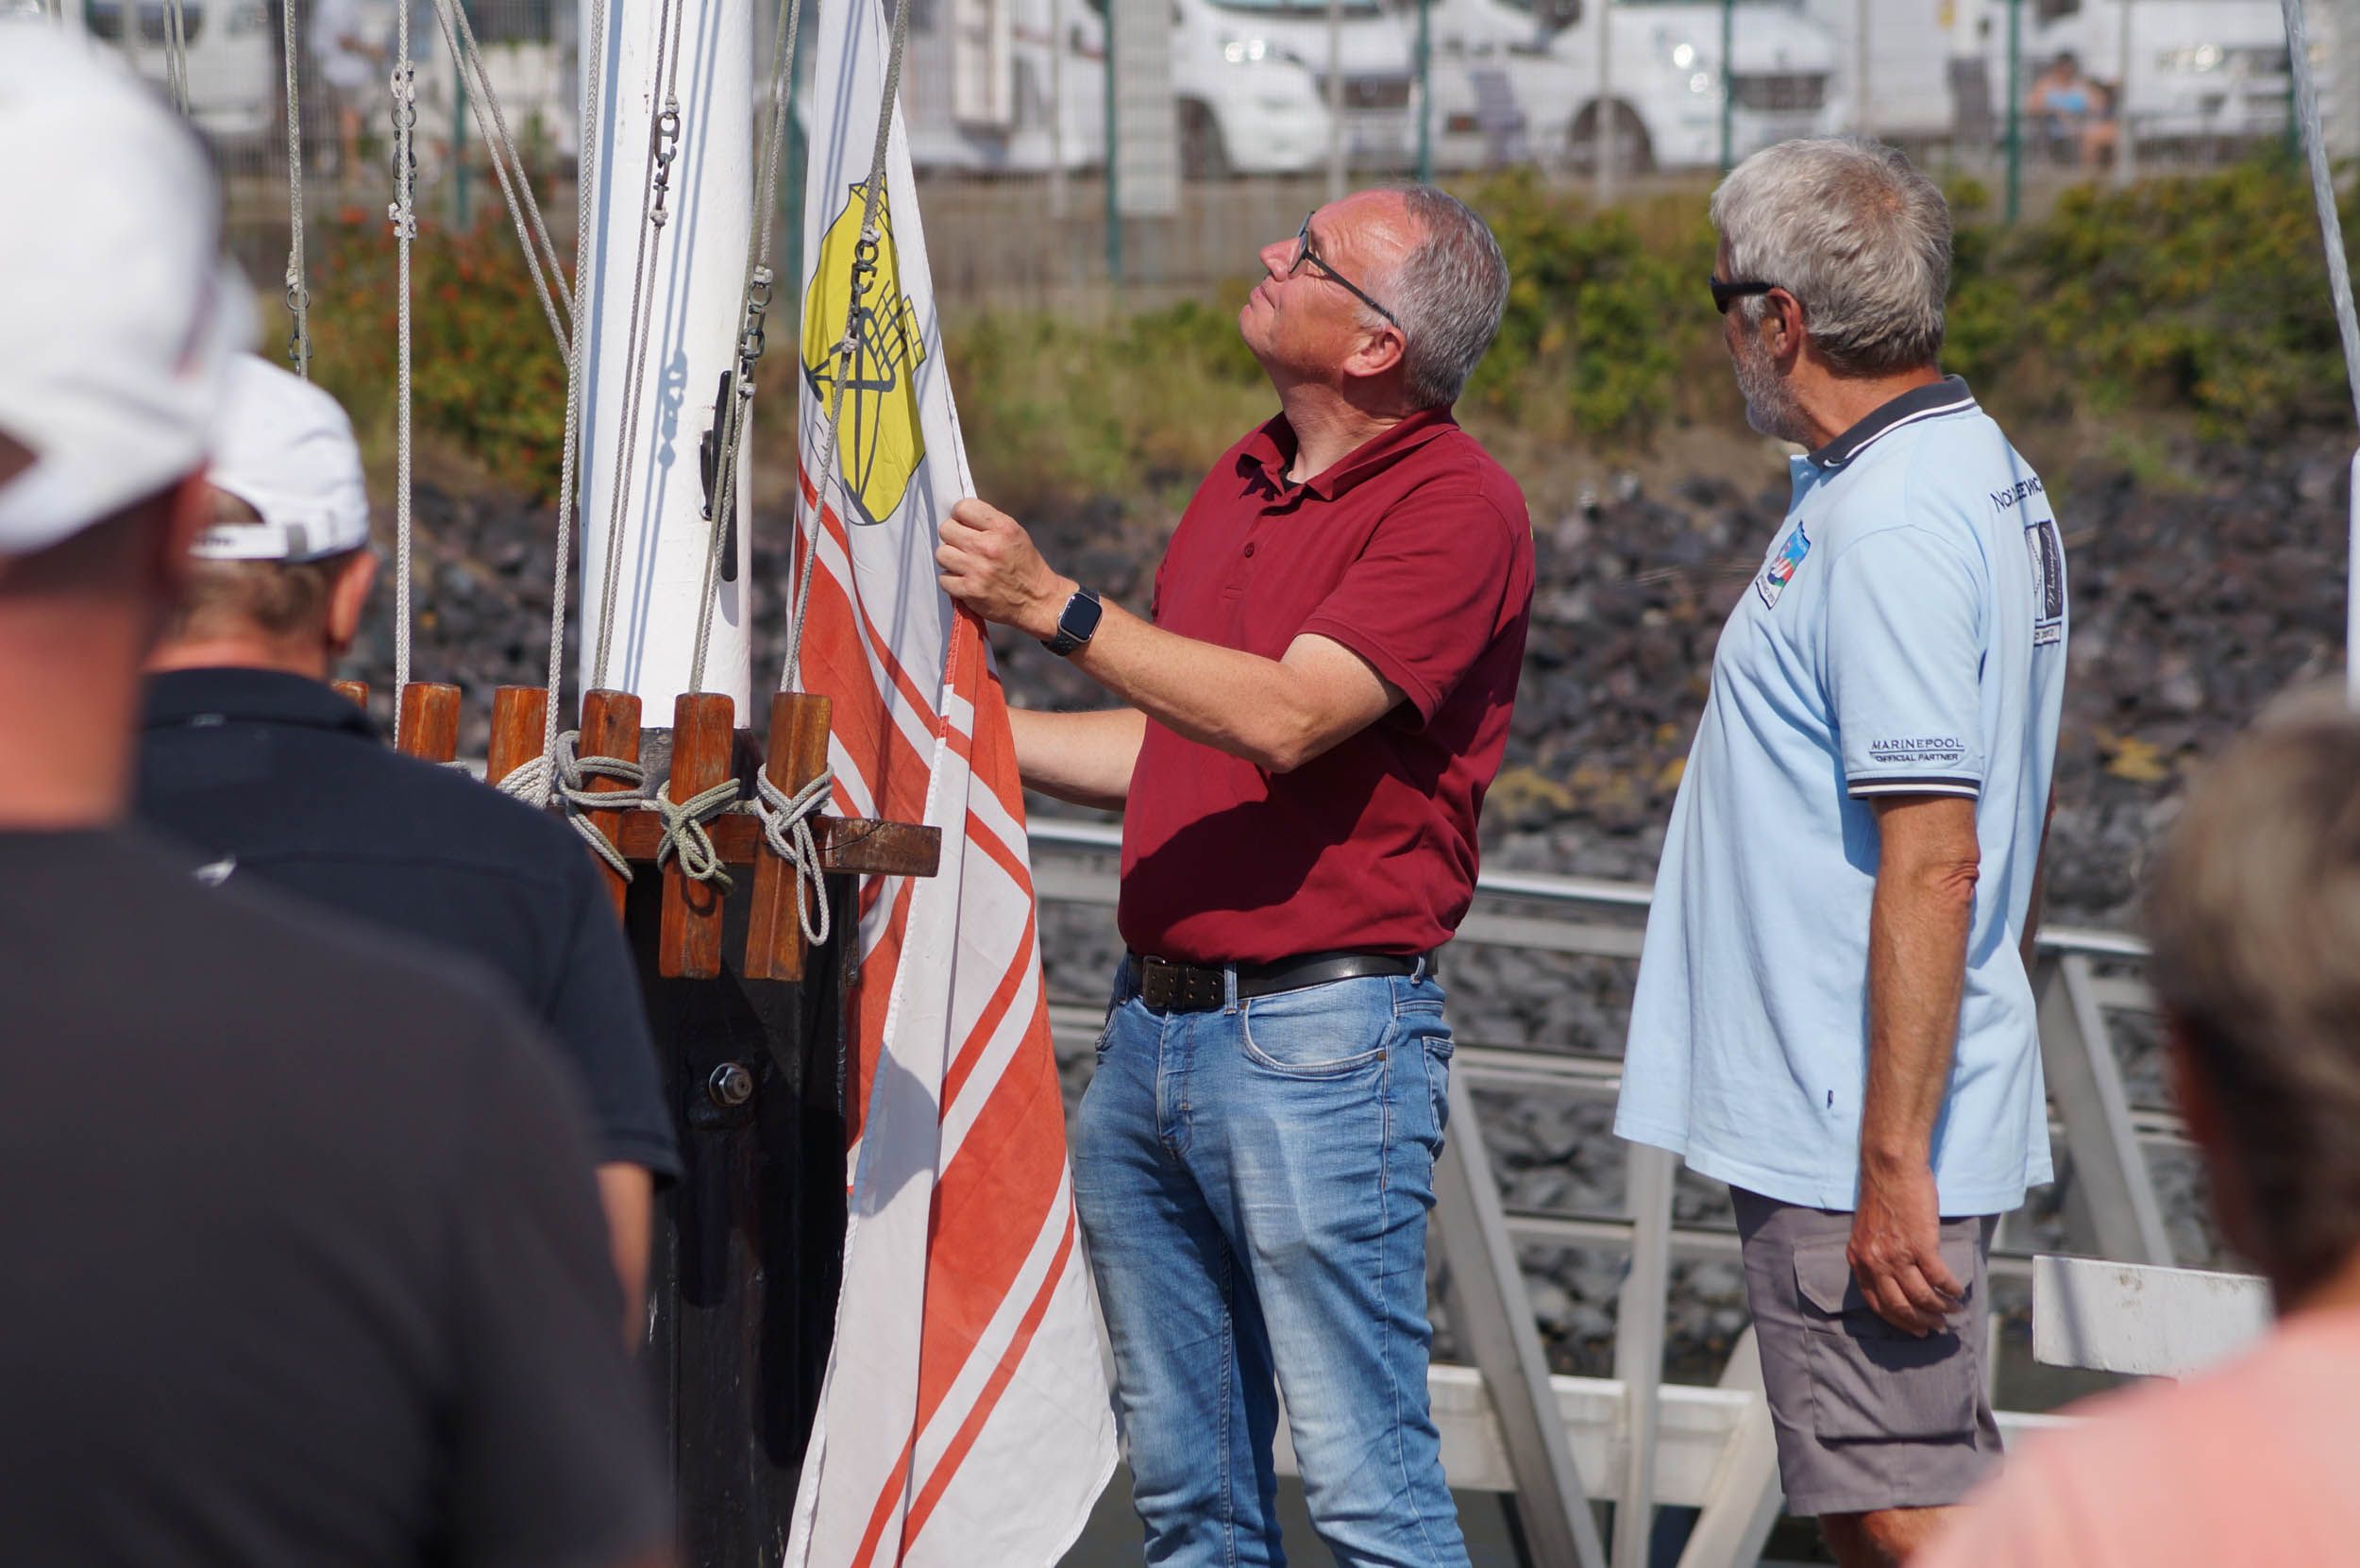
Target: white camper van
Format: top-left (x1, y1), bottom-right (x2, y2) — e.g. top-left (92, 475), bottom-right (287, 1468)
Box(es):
top-left (75, 0), bottom-right (276, 149)
top-left (1411, 0), bottom-right (1844, 170)
top-left (2031, 0), bottom-right (2295, 151)
top-left (902, 0), bottom-right (1424, 177)
top-left (1172, 0), bottom-right (1421, 175)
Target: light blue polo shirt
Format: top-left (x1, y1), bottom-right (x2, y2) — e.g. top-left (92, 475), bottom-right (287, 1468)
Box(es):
top-left (1614, 378), bottom-right (2066, 1216)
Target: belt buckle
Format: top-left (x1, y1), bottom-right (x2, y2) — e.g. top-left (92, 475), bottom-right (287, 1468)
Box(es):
top-left (1140, 954), bottom-right (1221, 1013)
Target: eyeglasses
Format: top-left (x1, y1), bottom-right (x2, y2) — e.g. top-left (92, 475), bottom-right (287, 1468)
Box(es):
top-left (1710, 276), bottom-right (1780, 314)
top-left (1288, 211), bottom-right (1403, 332)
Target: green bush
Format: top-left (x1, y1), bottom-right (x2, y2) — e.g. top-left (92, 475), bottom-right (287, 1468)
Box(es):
top-left (1947, 160), bottom-right (2355, 439)
top-left (945, 294), bottom-right (1277, 512)
top-left (293, 160), bottom-right (2360, 509)
top-left (308, 211), bottom-right (571, 499)
top-left (1465, 169), bottom-right (1719, 440)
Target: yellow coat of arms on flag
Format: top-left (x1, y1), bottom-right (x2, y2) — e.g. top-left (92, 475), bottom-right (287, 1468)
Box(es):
top-left (800, 182), bottom-right (928, 528)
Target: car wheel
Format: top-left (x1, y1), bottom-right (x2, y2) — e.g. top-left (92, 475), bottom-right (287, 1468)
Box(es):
top-left (1180, 101), bottom-right (1232, 180)
top-left (1567, 100), bottom-right (1654, 177)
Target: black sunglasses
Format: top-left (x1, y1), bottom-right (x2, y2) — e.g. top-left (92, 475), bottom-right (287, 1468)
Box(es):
top-left (1290, 211), bottom-right (1404, 332)
top-left (1710, 276), bottom-right (1780, 313)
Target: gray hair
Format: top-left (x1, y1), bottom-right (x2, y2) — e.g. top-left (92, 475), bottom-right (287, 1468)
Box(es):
top-left (2145, 687), bottom-right (2360, 1299)
top-left (1710, 137), bottom-right (1950, 376)
top-left (1382, 186), bottom-right (1510, 409)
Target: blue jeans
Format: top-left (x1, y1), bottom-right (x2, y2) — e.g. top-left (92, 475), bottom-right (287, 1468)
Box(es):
top-left (1072, 961), bottom-right (1467, 1568)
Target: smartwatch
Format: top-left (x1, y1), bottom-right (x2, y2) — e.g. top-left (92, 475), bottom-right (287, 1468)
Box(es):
top-left (1040, 586), bottom-right (1104, 657)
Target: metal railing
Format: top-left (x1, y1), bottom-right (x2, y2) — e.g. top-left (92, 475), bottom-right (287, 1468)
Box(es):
top-left (1023, 813), bottom-right (2180, 1568)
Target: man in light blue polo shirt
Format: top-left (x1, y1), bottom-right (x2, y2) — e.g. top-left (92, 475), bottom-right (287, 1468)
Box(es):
top-left (1617, 138), bottom-right (2065, 1568)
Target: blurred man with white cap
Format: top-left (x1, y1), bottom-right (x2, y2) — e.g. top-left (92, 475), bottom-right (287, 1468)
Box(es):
top-left (0, 27), bottom-right (669, 1568)
top-left (138, 354), bottom-right (681, 1324)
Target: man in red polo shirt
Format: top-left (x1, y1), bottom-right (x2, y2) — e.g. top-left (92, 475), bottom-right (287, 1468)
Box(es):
top-left (936, 185), bottom-right (1528, 1568)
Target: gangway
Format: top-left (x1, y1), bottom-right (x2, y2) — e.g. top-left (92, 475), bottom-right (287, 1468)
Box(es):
top-left (1025, 814), bottom-right (2193, 1568)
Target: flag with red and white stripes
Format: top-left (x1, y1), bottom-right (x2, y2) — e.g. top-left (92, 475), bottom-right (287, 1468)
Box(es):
top-left (781, 0), bottom-right (1116, 1561)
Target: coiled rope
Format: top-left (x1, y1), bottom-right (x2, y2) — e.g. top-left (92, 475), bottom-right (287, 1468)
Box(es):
top-left (496, 731), bottom-right (649, 882)
top-left (752, 770), bottom-right (833, 945)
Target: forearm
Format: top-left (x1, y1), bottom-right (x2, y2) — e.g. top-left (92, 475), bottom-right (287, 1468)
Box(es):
top-left (1068, 600), bottom-right (1351, 774)
top-left (1861, 835), bottom-right (1979, 1175)
top-left (1008, 705), bottom-right (1144, 811)
top-left (596, 1162), bottom-right (652, 1343)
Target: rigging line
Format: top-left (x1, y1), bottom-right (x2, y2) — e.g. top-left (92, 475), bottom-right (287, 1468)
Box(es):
top-left (784, 0), bottom-right (916, 695)
top-left (686, 0), bottom-right (806, 695)
top-left (443, 0), bottom-right (573, 317)
top-left (427, 0), bottom-right (567, 356)
top-left (391, 0), bottom-right (418, 693)
top-left (531, 0), bottom-right (613, 791)
top-left (281, 0), bottom-right (311, 375)
top-left (163, 0), bottom-right (190, 113)
top-left (588, 0), bottom-right (691, 692)
top-left (2283, 0), bottom-right (2360, 429)
top-left (2280, 0), bottom-right (2360, 709)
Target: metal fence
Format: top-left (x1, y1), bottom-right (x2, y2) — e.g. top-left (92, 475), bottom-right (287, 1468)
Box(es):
top-left (67, 0), bottom-right (2360, 313)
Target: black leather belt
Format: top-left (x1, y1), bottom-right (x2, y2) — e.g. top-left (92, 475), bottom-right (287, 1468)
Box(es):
top-left (1125, 950), bottom-right (1427, 1014)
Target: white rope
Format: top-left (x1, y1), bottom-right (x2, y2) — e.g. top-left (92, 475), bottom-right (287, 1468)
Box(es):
top-left (497, 730), bottom-right (648, 880)
top-left (2281, 0), bottom-right (2360, 710)
top-left (389, 1), bottom-right (419, 694)
top-left (281, 0), bottom-right (311, 376)
top-left (685, 0), bottom-right (806, 694)
top-left (427, 0), bottom-right (571, 356)
top-left (2284, 0), bottom-right (2360, 429)
top-left (162, 0), bottom-right (191, 114)
top-left (524, 0), bottom-right (613, 794)
top-left (752, 768), bottom-right (834, 946)
top-left (588, 0), bottom-right (690, 691)
top-left (444, 0), bottom-right (572, 315)
top-left (784, 0), bottom-right (916, 694)
top-left (653, 777), bottom-right (743, 890)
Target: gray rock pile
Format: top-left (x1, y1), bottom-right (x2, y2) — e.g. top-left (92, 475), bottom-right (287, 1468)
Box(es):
top-left (339, 430), bottom-right (2344, 1386)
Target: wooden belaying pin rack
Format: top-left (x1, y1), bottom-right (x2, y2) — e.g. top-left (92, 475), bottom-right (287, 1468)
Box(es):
top-left (387, 680), bottom-right (936, 984)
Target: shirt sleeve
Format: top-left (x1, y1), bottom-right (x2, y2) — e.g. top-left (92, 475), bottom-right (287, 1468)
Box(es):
top-left (1825, 524), bottom-right (1986, 799)
top-left (545, 860), bottom-right (683, 1180)
top-left (446, 1007), bottom-right (670, 1568)
top-left (1295, 483), bottom-right (1526, 723)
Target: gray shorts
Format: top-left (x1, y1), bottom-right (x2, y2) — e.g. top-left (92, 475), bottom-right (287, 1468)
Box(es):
top-left (1731, 1187), bottom-right (2003, 1518)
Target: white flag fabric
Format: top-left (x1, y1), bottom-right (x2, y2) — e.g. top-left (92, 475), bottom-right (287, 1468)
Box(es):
top-left (783, 1), bottom-right (1117, 1563)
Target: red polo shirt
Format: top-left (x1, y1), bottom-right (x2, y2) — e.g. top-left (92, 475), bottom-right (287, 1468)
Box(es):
top-left (1119, 406), bottom-right (1534, 964)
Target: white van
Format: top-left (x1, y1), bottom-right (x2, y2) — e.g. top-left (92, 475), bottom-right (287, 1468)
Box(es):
top-left (1172, 0), bottom-right (1421, 174)
top-left (1413, 0), bottom-right (1844, 170)
top-left (66, 0), bottom-right (276, 150)
top-left (903, 0), bottom-right (1424, 177)
top-left (2031, 0), bottom-right (2296, 151)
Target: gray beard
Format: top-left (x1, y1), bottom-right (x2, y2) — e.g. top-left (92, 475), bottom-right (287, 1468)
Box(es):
top-left (1732, 334), bottom-right (1810, 446)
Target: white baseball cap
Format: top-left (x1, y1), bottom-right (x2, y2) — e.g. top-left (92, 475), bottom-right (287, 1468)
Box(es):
top-left (196, 355), bottom-right (372, 563)
top-left (0, 25), bottom-right (253, 557)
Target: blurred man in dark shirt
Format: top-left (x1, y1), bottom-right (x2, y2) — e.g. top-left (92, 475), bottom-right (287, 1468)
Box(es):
top-left (137, 353), bottom-right (680, 1325)
top-left (0, 32), bottom-right (669, 1567)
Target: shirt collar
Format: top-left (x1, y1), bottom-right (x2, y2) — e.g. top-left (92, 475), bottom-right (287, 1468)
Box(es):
top-left (1239, 404), bottom-right (1460, 501)
top-left (1804, 374), bottom-right (1977, 470)
top-left (143, 666), bottom-right (379, 740)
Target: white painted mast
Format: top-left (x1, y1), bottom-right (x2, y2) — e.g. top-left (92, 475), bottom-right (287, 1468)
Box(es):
top-left (577, 0), bottom-right (756, 716)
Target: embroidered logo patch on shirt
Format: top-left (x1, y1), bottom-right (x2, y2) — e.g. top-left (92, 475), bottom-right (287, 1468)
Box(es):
top-left (1757, 523), bottom-right (1811, 609)
top-left (2025, 515), bottom-right (2065, 647)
